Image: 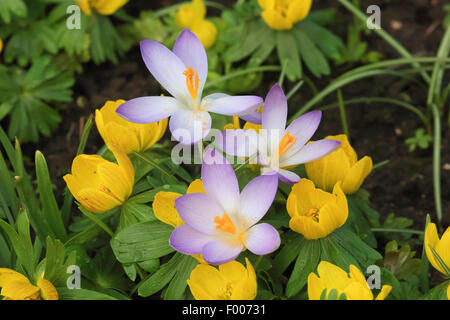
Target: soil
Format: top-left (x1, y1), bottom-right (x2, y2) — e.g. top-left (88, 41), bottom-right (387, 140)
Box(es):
top-left (25, 0), bottom-right (449, 234)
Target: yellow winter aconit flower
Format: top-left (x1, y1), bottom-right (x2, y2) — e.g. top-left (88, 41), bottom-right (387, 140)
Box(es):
top-left (258, 0), bottom-right (312, 30)
top-left (305, 134), bottom-right (373, 194)
top-left (153, 179), bottom-right (207, 264)
top-left (187, 258), bottom-right (257, 300)
top-left (76, 0), bottom-right (128, 16)
top-left (424, 223), bottom-right (450, 277)
top-left (63, 147), bottom-right (134, 213)
top-left (308, 261), bottom-right (392, 300)
top-left (287, 179), bottom-right (348, 240)
top-left (95, 100), bottom-right (167, 154)
top-left (175, 0), bottom-right (217, 49)
top-left (0, 269), bottom-right (58, 300)
top-left (176, 0), bottom-right (206, 27)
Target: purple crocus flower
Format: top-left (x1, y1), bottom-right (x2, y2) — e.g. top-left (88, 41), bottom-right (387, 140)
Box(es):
top-left (216, 84), bottom-right (341, 184)
top-left (169, 148), bottom-right (280, 265)
top-left (116, 28), bottom-right (263, 144)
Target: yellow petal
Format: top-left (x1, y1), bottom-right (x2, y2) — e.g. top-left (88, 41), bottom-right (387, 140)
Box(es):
top-left (96, 162), bottom-right (132, 202)
top-left (219, 260), bottom-right (248, 283)
top-left (434, 227), bottom-right (450, 273)
top-left (187, 179), bottom-right (206, 194)
top-left (188, 264), bottom-right (226, 299)
top-left (261, 9), bottom-right (293, 30)
top-left (342, 156), bottom-right (373, 194)
top-left (348, 265), bottom-right (367, 284)
top-left (192, 254), bottom-right (208, 264)
top-left (76, 0), bottom-right (92, 15)
top-left (93, 0), bottom-right (128, 15)
top-left (286, 0), bottom-right (312, 24)
top-left (289, 215), bottom-right (328, 239)
top-left (1, 280), bottom-right (40, 300)
top-left (344, 282), bottom-right (373, 300)
top-left (77, 188), bottom-right (122, 213)
top-left (153, 192), bottom-right (184, 228)
top-left (37, 279), bottom-right (58, 300)
top-left (110, 146), bottom-right (135, 191)
top-left (375, 285), bottom-right (392, 300)
top-left (190, 19), bottom-right (218, 49)
top-left (176, 0), bottom-right (206, 27)
top-left (425, 223), bottom-right (446, 275)
top-left (71, 154), bottom-right (105, 189)
top-left (316, 261), bottom-right (350, 291)
top-left (101, 122), bottom-right (141, 155)
top-left (0, 38), bottom-right (3, 54)
top-left (0, 268), bottom-right (29, 287)
top-left (140, 118), bottom-right (168, 151)
top-left (307, 272), bottom-right (325, 300)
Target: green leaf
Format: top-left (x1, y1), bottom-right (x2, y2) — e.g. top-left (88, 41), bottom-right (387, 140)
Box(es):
top-left (286, 239), bottom-right (321, 297)
top-left (276, 31), bottom-right (302, 81)
top-left (293, 26), bottom-right (330, 78)
top-left (271, 233), bottom-right (304, 276)
top-left (164, 255), bottom-right (198, 300)
top-left (138, 253), bottom-right (183, 297)
top-left (35, 151), bottom-right (67, 241)
top-left (56, 288), bottom-right (118, 300)
top-left (0, 0), bottom-right (27, 23)
top-left (111, 221), bottom-right (174, 264)
top-left (42, 237), bottom-right (77, 287)
top-left (119, 202), bottom-right (157, 231)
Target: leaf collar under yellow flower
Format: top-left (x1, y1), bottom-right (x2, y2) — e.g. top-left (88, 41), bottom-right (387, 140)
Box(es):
top-left (0, 269), bottom-right (58, 300)
top-left (307, 261), bottom-right (392, 300)
top-left (187, 258), bottom-right (257, 300)
top-left (287, 179), bottom-right (348, 240)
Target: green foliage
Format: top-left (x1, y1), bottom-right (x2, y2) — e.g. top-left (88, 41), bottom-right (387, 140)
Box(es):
top-left (0, 56), bottom-right (73, 142)
top-left (405, 128), bottom-right (433, 152)
top-left (379, 240), bottom-right (421, 280)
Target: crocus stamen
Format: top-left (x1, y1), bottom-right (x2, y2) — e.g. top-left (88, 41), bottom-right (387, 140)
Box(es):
top-left (278, 131), bottom-right (297, 157)
top-left (214, 213), bottom-right (236, 234)
top-left (183, 67), bottom-right (199, 100)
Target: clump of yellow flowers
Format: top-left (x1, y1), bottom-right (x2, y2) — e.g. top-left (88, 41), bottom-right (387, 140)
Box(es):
top-left (187, 258), bottom-right (257, 300)
top-left (307, 261), bottom-right (392, 300)
top-left (153, 179), bottom-right (207, 264)
top-left (424, 222), bottom-right (450, 277)
top-left (287, 179), bottom-right (348, 240)
top-left (76, 0), bottom-right (128, 16)
top-left (64, 146), bottom-right (134, 213)
top-left (95, 100), bottom-right (168, 154)
top-left (176, 0), bottom-right (218, 49)
top-left (258, 0), bottom-right (312, 30)
top-left (305, 134), bottom-right (373, 194)
top-left (0, 269), bottom-right (58, 300)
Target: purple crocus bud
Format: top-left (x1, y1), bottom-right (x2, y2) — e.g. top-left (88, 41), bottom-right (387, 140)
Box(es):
top-left (116, 28), bottom-right (263, 144)
top-left (169, 148), bottom-right (280, 265)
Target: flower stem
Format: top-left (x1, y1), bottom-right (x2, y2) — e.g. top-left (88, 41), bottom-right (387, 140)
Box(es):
top-left (337, 89), bottom-right (350, 139)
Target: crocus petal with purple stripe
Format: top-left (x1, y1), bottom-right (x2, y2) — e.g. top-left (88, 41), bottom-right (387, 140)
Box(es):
top-left (202, 240), bottom-right (244, 265)
top-left (116, 96), bottom-right (180, 124)
top-left (280, 139), bottom-right (341, 168)
top-left (244, 223), bottom-right (280, 255)
top-left (169, 224), bottom-right (214, 255)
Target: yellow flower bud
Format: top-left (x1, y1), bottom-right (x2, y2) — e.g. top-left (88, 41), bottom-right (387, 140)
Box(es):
top-left (63, 147), bottom-right (134, 213)
top-left (305, 134), bottom-right (373, 194)
top-left (187, 258), bottom-right (257, 300)
top-left (190, 19), bottom-right (218, 50)
top-left (424, 222), bottom-right (450, 277)
top-left (76, 0), bottom-right (128, 16)
top-left (176, 0), bottom-right (206, 28)
top-left (307, 261), bottom-right (392, 300)
top-left (0, 38), bottom-right (3, 54)
top-left (287, 179), bottom-right (348, 240)
top-left (153, 179), bottom-right (207, 264)
top-left (95, 100), bottom-right (168, 155)
top-left (0, 268), bottom-right (58, 300)
top-left (258, 0), bottom-right (312, 30)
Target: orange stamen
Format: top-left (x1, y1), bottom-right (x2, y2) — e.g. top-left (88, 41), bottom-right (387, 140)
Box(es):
top-left (306, 207), bottom-right (319, 222)
top-left (183, 67), bottom-right (199, 100)
top-left (214, 213), bottom-right (236, 234)
top-left (278, 131), bottom-right (297, 157)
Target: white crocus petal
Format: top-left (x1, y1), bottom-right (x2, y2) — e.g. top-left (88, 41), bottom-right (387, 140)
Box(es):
top-left (280, 139), bottom-right (341, 167)
top-left (261, 84), bottom-right (287, 131)
top-left (214, 129), bottom-right (260, 158)
top-left (169, 108), bottom-right (211, 145)
top-left (205, 95), bottom-right (263, 116)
